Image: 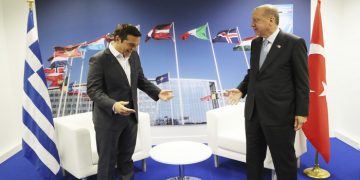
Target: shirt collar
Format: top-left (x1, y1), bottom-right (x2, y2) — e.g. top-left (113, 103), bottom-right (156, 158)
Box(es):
top-left (263, 27), bottom-right (280, 44)
top-left (109, 42), bottom-right (124, 59)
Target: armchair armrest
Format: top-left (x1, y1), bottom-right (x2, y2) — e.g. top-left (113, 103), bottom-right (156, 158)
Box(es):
top-left (132, 112), bottom-right (151, 161)
top-left (206, 110), bottom-right (219, 151)
top-left (54, 113), bottom-right (97, 179)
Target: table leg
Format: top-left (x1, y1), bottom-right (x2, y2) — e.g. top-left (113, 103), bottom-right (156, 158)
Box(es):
top-left (166, 165), bottom-right (201, 180)
top-left (179, 164), bottom-right (184, 179)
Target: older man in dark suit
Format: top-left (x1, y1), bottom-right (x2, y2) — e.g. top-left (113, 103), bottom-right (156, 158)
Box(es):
top-left (228, 4), bottom-right (309, 180)
top-left (87, 24), bottom-right (172, 180)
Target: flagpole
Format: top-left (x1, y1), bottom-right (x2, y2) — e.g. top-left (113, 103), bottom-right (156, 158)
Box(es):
top-left (135, 25), bottom-right (141, 114)
top-left (171, 22), bottom-right (185, 124)
top-left (168, 72), bottom-right (175, 125)
top-left (206, 22), bottom-right (225, 107)
top-left (134, 25), bottom-right (141, 116)
top-left (75, 53), bottom-right (86, 114)
top-left (137, 25), bottom-right (140, 54)
top-left (88, 98), bottom-right (92, 112)
top-left (236, 27), bottom-right (250, 69)
top-left (303, 151), bottom-right (330, 178)
top-left (205, 83), bottom-right (211, 110)
top-left (155, 92), bottom-right (160, 124)
top-left (62, 58), bottom-right (74, 116)
top-left (69, 81), bottom-right (76, 115)
top-left (56, 60), bottom-right (69, 117)
top-left (57, 58), bottom-right (72, 117)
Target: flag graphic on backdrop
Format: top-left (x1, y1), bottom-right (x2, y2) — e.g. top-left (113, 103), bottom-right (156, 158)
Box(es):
top-left (48, 56), bottom-right (68, 68)
top-left (180, 24), bottom-right (208, 40)
top-left (155, 73), bottom-right (169, 85)
top-left (302, 0), bottom-right (330, 163)
top-left (212, 28), bottom-right (239, 44)
top-left (79, 37), bottom-right (106, 51)
top-left (45, 73), bottom-right (64, 87)
top-left (22, 9), bottom-right (61, 179)
top-left (44, 66), bottom-right (65, 74)
top-left (145, 24), bottom-right (172, 42)
top-left (44, 66), bottom-right (65, 87)
top-left (54, 44), bottom-right (83, 58)
top-left (233, 36), bottom-right (257, 51)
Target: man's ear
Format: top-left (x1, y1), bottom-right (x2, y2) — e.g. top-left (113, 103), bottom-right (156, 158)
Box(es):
top-left (114, 35), bottom-right (120, 42)
top-left (269, 16), bottom-right (275, 23)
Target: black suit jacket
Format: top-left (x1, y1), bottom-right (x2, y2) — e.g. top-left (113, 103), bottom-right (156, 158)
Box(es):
top-left (87, 48), bottom-right (160, 130)
top-left (238, 30), bottom-right (309, 126)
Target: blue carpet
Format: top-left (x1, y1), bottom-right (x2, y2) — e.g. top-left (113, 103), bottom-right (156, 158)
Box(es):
top-left (0, 138), bottom-right (359, 180)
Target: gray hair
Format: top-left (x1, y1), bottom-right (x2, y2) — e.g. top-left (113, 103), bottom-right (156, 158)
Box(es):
top-left (255, 4), bottom-right (279, 25)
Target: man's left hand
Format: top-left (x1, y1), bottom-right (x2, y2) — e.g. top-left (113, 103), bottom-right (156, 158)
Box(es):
top-left (294, 116), bottom-right (307, 131)
top-left (159, 90), bottom-right (173, 101)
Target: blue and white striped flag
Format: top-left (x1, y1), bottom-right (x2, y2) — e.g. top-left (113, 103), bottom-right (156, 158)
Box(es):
top-left (22, 9), bottom-right (61, 179)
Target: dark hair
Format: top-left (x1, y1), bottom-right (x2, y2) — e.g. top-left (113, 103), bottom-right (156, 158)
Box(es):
top-left (113, 24), bottom-right (141, 42)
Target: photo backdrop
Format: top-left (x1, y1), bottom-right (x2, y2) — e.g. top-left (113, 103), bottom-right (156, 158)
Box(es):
top-left (36, 0), bottom-right (310, 125)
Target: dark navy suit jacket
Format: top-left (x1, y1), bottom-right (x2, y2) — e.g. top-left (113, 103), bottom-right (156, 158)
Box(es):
top-left (238, 30), bottom-right (309, 126)
top-left (87, 48), bottom-right (160, 130)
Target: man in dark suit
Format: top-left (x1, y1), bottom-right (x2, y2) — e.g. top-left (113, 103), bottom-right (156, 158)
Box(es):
top-left (87, 24), bottom-right (173, 180)
top-left (227, 4), bottom-right (309, 180)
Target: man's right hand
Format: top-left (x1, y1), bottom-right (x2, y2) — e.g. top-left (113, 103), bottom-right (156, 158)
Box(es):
top-left (226, 89), bottom-right (243, 105)
top-left (114, 101), bottom-right (136, 116)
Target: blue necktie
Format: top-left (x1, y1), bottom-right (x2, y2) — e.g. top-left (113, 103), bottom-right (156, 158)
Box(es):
top-left (259, 39), bottom-right (270, 69)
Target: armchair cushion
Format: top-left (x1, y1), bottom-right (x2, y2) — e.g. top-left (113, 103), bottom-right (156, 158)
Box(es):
top-left (206, 103), bottom-right (307, 169)
top-left (54, 111), bottom-right (151, 179)
top-left (218, 130), bottom-right (246, 154)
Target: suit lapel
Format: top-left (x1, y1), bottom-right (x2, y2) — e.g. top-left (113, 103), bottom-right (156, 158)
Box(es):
top-left (252, 38), bottom-right (262, 75)
top-left (259, 31), bottom-right (286, 73)
top-left (105, 48), bottom-right (131, 87)
top-left (129, 52), bottom-right (136, 87)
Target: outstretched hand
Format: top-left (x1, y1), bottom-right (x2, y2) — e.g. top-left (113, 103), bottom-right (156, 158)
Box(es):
top-left (226, 89), bottom-right (243, 105)
top-left (159, 90), bottom-right (173, 101)
top-left (114, 101), bottom-right (136, 116)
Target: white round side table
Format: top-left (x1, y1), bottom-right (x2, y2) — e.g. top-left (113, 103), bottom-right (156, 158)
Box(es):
top-left (150, 141), bottom-right (212, 180)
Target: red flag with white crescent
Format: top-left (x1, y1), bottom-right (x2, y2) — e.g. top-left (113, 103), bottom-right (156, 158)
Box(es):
top-left (302, 0), bottom-right (330, 163)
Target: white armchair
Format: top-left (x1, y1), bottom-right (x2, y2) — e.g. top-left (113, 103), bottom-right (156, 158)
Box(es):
top-left (206, 103), bottom-right (307, 178)
top-left (54, 112), bottom-right (151, 179)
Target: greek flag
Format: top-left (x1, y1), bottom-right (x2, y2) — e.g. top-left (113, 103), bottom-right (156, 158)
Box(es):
top-left (22, 9), bottom-right (61, 179)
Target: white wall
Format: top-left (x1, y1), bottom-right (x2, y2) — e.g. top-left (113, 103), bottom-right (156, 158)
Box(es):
top-left (311, 0), bottom-right (360, 149)
top-left (0, 0), bottom-right (27, 163)
top-left (339, 0), bottom-right (360, 149)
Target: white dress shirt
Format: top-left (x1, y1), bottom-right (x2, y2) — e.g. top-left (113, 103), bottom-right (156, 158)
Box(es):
top-left (109, 43), bottom-right (131, 86)
top-left (262, 27), bottom-right (280, 53)
top-left (109, 43), bottom-right (131, 113)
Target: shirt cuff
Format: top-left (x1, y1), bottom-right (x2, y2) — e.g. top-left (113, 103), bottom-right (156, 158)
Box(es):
top-left (112, 103), bottom-right (117, 114)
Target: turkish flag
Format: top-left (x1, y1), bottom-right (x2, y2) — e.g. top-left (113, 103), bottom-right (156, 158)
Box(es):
top-left (302, 0), bottom-right (330, 163)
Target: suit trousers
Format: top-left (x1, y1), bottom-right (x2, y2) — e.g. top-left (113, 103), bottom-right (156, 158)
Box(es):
top-left (245, 105), bottom-right (296, 180)
top-left (95, 114), bottom-right (138, 180)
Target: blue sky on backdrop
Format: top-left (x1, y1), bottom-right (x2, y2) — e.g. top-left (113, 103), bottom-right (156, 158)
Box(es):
top-left (36, 0), bottom-right (310, 90)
